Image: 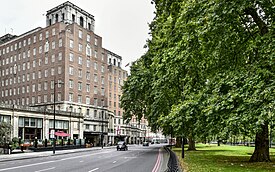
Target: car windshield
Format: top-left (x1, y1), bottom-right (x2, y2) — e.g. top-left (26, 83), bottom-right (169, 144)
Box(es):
top-left (118, 141), bottom-right (125, 145)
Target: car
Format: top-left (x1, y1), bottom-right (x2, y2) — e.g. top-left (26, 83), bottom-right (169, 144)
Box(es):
top-left (143, 141), bottom-right (149, 146)
top-left (117, 141), bottom-right (128, 151)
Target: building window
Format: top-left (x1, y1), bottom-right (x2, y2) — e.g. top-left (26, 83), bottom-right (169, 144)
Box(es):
top-left (78, 44), bottom-right (82, 52)
top-left (87, 34), bottom-right (90, 42)
top-left (52, 54), bottom-right (55, 63)
top-left (69, 93), bottom-right (73, 102)
top-left (32, 84), bottom-right (36, 93)
top-left (38, 71), bottom-right (41, 78)
top-left (33, 35), bottom-right (36, 43)
top-left (59, 39), bottom-right (62, 47)
top-left (78, 95), bottom-right (82, 103)
top-left (94, 98), bottom-right (97, 106)
top-left (69, 80), bottom-right (73, 88)
top-left (51, 41), bottom-right (55, 49)
top-left (52, 28), bottom-right (56, 36)
top-left (44, 69), bottom-right (48, 77)
top-left (101, 88), bottom-right (105, 96)
top-left (44, 81), bottom-right (48, 90)
top-left (39, 46), bottom-right (42, 54)
top-left (101, 65), bottom-right (104, 73)
top-left (69, 40), bottom-right (74, 48)
top-left (45, 31), bottom-right (49, 38)
top-left (95, 50), bottom-right (97, 58)
top-left (94, 86), bottom-right (97, 94)
top-left (86, 97), bottom-right (90, 105)
top-left (86, 84), bottom-right (90, 92)
top-left (58, 52), bottom-right (62, 60)
top-left (86, 72), bottom-right (90, 80)
top-left (87, 59), bottom-right (90, 68)
top-left (86, 44), bottom-right (91, 56)
top-left (58, 66), bottom-right (62, 74)
top-left (78, 69), bottom-right (82, 78)
top-left (94, 74), bottom-right (98, 82)
top-left (33, 48), bottom-right (36, 56)
top-left (51, 68), bottom-right (55, 76)
top-left (32, 72), bottom-right (35, 80)
top-left (39, 33), bottom-right (42, 41)
top-left (78, 56), bottom-right (82, 65)
top-left (45, 56), bottom-right (48, 64)
top-left (79, 30), bottom-right (83, 39)
top-left (78, 82), bottom-right (82, 91)
top-left (69, 67), bottom-right (74, 75)
top-left (69, 53), bottom-right (74, 62)
top-left (44, 41), bottom-right (49, 52)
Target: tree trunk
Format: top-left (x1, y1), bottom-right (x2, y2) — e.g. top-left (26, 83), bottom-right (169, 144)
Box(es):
top-left (175, 137), bottom-right (182, 148)
top-left (249, 123), bottom-right (271, 162)
top-left (187, 136), bottom-right (196, 151)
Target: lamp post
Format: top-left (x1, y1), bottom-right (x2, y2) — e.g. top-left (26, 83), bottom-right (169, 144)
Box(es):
top-left (69, 105), bottom-right (73, 144)
top-left (53, 78), bottom-right (63, 154)
top-left (78, 107), bottom-right (81, 135)
top-left (101, 110), bottom-right (104, 149)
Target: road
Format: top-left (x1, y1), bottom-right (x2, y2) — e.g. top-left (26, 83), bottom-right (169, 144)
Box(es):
top-left (0, 144), bottom-right (166, 172)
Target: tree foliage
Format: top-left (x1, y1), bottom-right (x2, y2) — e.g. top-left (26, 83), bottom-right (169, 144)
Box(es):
top-left (121, 0), bottom-right (275, 162)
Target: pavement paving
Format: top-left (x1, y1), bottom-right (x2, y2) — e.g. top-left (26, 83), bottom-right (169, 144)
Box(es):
top-left (0, 144), bottom-right (170, 172)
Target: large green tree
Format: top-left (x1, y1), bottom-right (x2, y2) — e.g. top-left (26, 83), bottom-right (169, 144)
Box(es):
top-left (121, 0), bottom-right (275, 162)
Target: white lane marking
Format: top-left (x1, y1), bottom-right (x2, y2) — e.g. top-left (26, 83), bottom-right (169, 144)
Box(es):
top-left (0, 150), bottom-right (113, 171)
top-left (34, 167), bottom-right (55, 172)
top-left (80, 161), bottom-right (84, 162)
top-left (113, 161), bottom-right (116, 163)
top-left (88, 168), bottom-right (99, 172)
top-left (0, 161), bottom-right (55, 171)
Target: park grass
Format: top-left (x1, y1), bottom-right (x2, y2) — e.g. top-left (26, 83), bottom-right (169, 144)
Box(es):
top-left (173, 144), bottom-right (275, 172)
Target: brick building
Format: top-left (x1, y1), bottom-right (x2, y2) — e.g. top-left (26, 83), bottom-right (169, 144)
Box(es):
top-left (0, 1), bottom-right (148, 146)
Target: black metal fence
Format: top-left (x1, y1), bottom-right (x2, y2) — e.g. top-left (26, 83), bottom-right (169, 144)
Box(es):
top-left (164, 146), bottom-right (181, 172)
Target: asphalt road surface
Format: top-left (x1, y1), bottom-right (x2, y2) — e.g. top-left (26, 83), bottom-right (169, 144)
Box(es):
top-left (0, 144), bottom-right (165, 172)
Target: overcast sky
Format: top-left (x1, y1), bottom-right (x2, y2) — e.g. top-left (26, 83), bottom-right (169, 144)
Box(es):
top-left (0, 0), bottom-right (155, 71)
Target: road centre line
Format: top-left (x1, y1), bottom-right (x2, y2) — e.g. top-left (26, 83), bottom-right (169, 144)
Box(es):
top-left (88, 168), bottom-right (99, 172)
top-left (35, 167), bottom-right (55, 172)
top-left (0, 151), bottom-right (112, 171)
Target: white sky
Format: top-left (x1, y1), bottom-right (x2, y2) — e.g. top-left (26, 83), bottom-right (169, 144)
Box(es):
top-left (0, 0), bottom-right (155, 71)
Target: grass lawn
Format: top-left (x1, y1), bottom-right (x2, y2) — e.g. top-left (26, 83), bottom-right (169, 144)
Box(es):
top-left (173, 144), bottom-right (275, 172)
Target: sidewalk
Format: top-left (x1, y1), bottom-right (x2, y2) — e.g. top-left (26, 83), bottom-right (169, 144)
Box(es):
top-left (0, 146), bottom-right (106, 162)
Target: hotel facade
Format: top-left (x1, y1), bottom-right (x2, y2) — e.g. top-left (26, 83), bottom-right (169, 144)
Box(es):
top-left (0, 1), bottom-right (149, 146)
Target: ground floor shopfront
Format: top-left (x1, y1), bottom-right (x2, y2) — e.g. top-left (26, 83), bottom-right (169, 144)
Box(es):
top-left (0, 104), bottom-right (150, 147)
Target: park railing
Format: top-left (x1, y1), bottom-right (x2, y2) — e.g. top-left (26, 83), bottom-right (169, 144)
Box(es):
top-left (164, 146), bottom-right (181, 172)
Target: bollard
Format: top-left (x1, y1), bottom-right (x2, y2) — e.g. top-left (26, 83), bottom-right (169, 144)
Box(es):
top-left (45, 139), bottom-right (48, 147)
top-left (34, 137), bottom-right (38, 148)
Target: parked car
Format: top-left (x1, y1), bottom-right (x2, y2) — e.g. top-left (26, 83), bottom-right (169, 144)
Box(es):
top-left (143, 141), bottom-right (149, 146)
top-left (117, 141), bottom-right (128, 151)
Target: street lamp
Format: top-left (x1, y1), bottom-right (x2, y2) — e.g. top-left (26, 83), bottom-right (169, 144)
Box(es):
top-left (78, 107), bottom-right (82, 134)
top-left (101, 106), bottom-right (108, 149)
top-left (101, 110), bottom-right (104, 149)
top-left (53, 78), bottom-right (63, 154)
top-left (68, 105), bottom-right (73, 145)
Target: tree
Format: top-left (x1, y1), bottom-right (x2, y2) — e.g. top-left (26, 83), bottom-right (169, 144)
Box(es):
top-left (122, 0), bottom-right (275, 162)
